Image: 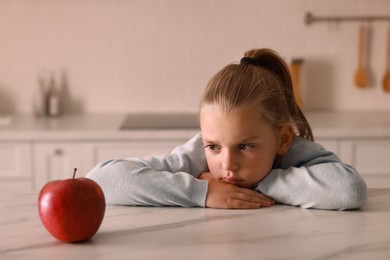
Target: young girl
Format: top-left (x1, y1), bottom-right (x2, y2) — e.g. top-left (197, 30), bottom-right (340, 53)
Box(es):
top-left (87, 48), bottom-right (367, 210)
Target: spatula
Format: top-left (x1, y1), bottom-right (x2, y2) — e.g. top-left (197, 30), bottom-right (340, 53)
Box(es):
top-left (383, 28), bottom-right (390, 92)
top-left (354, 25), bottom-right (369, 88)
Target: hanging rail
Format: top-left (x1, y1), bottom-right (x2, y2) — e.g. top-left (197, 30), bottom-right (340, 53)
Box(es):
top-left (305, 12), bottom-right (390, 26)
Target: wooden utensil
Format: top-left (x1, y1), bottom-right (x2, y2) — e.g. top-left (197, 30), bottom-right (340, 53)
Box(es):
top-left (383, 28), bottom-right (390, 92)
top-left (354, 25), bottom-right (369, 88)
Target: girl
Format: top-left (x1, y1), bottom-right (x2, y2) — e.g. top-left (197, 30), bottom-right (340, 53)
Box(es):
top-left (87, 48), bottom-right (367, 210)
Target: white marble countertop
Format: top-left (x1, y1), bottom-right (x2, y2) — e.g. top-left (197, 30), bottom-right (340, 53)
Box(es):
top-left (0, 111), bottom-right (389, 141)
top-left (0, 113), bottom-right (199, 141)
top-left (0, 189), bottom-right (389, 260)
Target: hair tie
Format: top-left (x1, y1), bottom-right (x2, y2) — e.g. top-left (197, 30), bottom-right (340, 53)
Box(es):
top-left (240, 57), bottom-right (260, 67)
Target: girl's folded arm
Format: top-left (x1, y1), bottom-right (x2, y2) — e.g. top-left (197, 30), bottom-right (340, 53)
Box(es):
top-left (86, 133), bottom-right (210, 207)
top-left (255, 163), bottom-right (367, 210)
top-left (86, 158), bottom-right (208, 207)
top-left (254, 138), bottom-right (367, 210)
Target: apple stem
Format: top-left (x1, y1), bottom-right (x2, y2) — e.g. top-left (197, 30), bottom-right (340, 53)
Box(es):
top-left (73, 168), bottom-right (77, 179)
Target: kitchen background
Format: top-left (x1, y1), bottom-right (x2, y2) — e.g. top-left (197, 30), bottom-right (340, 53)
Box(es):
top-left (0, 0), bottom-right (390, 115)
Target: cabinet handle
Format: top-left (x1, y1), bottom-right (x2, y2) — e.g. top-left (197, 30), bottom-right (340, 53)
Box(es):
top-left (54, 149), bottom-right (63, 156)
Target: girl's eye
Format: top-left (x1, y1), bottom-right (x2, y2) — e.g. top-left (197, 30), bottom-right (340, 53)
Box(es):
top-left (239, 144), bottom-right (253, 151)
top-left (205, 144), bottom-right (219, 151)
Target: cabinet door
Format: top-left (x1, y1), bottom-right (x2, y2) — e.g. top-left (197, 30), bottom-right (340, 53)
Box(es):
top-left (33, 143), bottom-right (89, 190)
top-left (340, 139), bottom-right (390, 188)
top-left (86, 141), bottom-right (183, 166)
top-left (0, 143), bottom-right (32, 191)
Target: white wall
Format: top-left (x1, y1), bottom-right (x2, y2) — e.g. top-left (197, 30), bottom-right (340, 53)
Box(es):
top-left (1, 0), bottom-right (389, 114)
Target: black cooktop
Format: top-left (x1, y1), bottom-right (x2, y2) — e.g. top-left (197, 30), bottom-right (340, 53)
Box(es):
top-left (120, 113), bottom-right (199, 129)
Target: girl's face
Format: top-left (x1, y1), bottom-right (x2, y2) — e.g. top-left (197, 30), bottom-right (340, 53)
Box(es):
top-left (200, 105), bottom-right (291, 188)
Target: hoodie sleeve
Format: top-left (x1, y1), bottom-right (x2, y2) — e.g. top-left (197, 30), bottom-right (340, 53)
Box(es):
top-left (86, 133), bottom-right (209, 207)
top-left (254, 138), bottom-right (367, 210)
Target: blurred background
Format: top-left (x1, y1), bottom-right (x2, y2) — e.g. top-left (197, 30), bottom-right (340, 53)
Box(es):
top-left (1, 0), bottom-right (390, 115)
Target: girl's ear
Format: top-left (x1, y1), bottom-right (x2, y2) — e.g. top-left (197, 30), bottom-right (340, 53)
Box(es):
top-left (277, 123), bottom-right (294, 155)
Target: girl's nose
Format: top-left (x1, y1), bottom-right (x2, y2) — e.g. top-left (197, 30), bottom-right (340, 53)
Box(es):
top-left (221, 150), bottom-right (239, 171)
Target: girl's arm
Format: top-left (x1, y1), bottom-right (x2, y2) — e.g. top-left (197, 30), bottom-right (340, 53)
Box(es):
top-left (87, 133), bottom-right (272, 208)
top-left (86, 133), bottom-right (209, 207)
top-left (254, 138), bottom-right (367, 210)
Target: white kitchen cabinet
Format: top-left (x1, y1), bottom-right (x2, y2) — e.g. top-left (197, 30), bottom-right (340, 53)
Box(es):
top-left (340, 139), bottom-right (390, 188)
top-left (86, 140), bottom-right (184, 165)
top-left (28, 137), bottom-right (390, 192)
top-left (32, 140), bottom-right (185, 191)
top-left (1, 112), bottom-right (389, 191)
top-left (0, 143), bottom-right (33, 191)
top-left (33, 142), bottom-right (92, 190)
top-left (316, 138), bottom-right (390, 188)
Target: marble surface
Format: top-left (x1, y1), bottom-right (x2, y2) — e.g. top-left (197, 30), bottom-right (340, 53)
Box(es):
top-left (0, 111), bottom-right (389, 141)
top-left (1, 189), bottom-right (389, 260)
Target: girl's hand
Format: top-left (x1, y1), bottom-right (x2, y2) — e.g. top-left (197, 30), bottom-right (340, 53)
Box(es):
top-left (205, 180), bottom-right (275, 209)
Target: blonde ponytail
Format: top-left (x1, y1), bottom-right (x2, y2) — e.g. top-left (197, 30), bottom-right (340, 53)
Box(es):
top-left (244, 49), bottom-right (313, 141)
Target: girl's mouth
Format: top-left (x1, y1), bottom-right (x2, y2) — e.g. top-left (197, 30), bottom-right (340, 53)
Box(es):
top-left (220, 177), bottom-right (243, 185)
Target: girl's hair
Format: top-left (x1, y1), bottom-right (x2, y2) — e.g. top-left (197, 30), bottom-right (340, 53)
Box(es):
top-left (200, 48), bottom-right (314, 141)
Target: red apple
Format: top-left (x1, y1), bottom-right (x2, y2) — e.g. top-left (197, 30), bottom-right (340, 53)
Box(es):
top-left (38, 168), bottom-right (106, 243)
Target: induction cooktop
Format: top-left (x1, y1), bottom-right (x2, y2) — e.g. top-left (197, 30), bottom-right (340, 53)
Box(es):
top-left (120, 113), bottom-right (199, 129)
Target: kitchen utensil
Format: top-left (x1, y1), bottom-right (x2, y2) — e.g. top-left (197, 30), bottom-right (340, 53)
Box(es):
top-left (383, 28), bottom-right (390, 92)
top-left (354, 25), bottom-right (369, 88)
top-left (289, 58), bottom-right (304, 110)
top-left (33, 76), bottom-right (49, 117)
